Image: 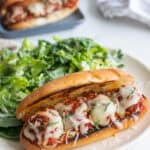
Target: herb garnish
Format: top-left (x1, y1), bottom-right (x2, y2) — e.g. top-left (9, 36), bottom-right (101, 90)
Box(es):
top-left (127, 88), bottom-right (135, 99)
top-left (48, 122), bottom-right (58, 126)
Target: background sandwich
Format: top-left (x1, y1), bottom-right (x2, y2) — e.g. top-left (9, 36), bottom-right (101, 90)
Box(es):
top-left (0, 0), bottom-right (78, 30)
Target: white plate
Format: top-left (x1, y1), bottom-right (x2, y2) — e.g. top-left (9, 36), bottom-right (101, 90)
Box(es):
top-left (0, 54), bottom-right (150, 150)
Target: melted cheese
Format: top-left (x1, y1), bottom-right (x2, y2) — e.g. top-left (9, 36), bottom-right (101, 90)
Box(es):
top-left (23, 109), bottom-right (64, 146)
top-left (119, 86), bottom-right (141, 109)
top-left (69, 102), bottom-right (93, 135)
top-left (46, 0), bottom-right (63, 13)
top-left (111, 115), bottom-right (123, 129)
top-left (55, 103), bottom-right (72, 113)
top-left (24, 125), bottom-right (35, 141)
top-left (89, 95), bottom-right (117, 126)
top-left (27, 2), bottom-right (45, 16)
top-left (115, 86), bottom-right (142, 116)
top-left (43, 109), bottom-right (64, 145)
top-left (48, 0), bottom-right (63, 4)
top-left (56, 101), bottom-right (93, 135)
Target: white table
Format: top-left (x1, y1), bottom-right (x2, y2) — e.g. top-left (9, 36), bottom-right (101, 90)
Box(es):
top-left (16, 0), bottom-right (150, 149)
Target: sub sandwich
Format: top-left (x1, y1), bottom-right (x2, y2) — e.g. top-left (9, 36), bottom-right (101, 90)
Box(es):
top-left (0, 0), bottom-right (78, 30)
top-left (16, 69), bottom-right (149, 150)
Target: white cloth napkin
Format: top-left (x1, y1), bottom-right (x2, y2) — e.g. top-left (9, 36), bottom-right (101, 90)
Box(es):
top-left (97, 0), bottom-right (150, 27)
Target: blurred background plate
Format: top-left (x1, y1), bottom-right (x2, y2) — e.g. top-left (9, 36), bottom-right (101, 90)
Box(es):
top-left (0, 9), bottom-right (84, 39)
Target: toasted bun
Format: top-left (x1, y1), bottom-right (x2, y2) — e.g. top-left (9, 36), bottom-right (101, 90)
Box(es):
top-left (16, 69), bottom-right (134, 120)
top-left (6, 4), bottom-right (78, 30)
top-left (20, 97), bottom-right (149, 150)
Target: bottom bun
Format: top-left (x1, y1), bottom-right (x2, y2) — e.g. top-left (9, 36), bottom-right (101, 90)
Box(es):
top-left (20, 98), bottom-right (149, 150)
top-left (6, 6), bottom-right (77, 30)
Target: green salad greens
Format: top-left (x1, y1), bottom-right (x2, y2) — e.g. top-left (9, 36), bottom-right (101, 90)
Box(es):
top-left (0, 37), bottom-right (124, 140)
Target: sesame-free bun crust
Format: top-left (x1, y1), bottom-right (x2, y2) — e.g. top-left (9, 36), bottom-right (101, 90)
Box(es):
top-left (20, 97), bottom-right (149, 150)
top-left (16, 69), bottom-right (134, 120)
top-left (6, 5), bottom-right (78, 30)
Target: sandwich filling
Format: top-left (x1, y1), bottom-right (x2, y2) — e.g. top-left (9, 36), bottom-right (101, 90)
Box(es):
top-left (23, 85), bottom-right (146, 147)
top-left (1, 0), bottom-right (78, 25)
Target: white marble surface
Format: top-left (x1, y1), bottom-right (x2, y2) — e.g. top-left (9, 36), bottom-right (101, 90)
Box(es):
top-left (16, 0), bottom-right (150, 149)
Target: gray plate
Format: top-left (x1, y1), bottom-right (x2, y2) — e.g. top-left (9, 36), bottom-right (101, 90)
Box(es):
top-left (0, 9), bottom-right (84, 39)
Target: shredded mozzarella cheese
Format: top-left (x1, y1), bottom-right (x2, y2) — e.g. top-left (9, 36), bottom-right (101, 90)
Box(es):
top-left (27, 2), bottom-right (46, 16)
top-left (89, 94), bottom-right (117, 126)
top-left (23, 109), bottom-right (64, 146)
